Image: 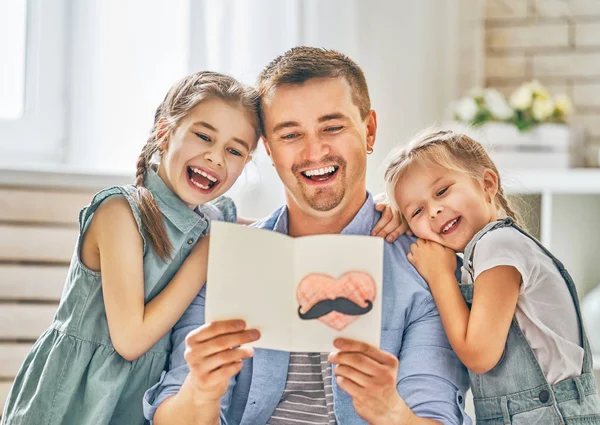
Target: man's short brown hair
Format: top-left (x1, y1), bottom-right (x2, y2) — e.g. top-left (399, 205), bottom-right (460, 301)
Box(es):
top-left (257, 46), bottom-right (371, 129)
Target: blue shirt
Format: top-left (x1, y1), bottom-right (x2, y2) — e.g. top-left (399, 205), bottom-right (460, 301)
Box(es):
top-left (143, 193), bottom-right (470, 425)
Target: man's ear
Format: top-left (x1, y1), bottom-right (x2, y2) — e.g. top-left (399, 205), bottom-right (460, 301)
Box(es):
top-left (482, 169), bottom-right (499, 202)
top-left (262, 136), bottom-right (272, 158)
top-left (366, 110), bottom-right (377, 153)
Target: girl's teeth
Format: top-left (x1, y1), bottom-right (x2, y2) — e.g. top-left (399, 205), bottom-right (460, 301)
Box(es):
top-left (191, 179), bottom-right (209, 190)
top-left (191, 167), bottom-right (217, 182)
top-left (443, 219), bottom-right (458, 233)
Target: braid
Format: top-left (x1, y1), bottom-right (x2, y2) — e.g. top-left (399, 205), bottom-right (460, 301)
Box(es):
top-left (496, 186), bottom-right (522, 227)
top-left (134, 139), bottom-right (173, 262)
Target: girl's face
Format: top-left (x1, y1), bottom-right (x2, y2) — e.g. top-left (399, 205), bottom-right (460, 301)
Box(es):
top-left (394, 162), bottom-right (499, 252)
top-left (158, 98), bottom-right (256, 207)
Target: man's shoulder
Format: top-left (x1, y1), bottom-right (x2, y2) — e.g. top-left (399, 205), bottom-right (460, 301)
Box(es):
top-left (250, 206), bottom-right (286, 231)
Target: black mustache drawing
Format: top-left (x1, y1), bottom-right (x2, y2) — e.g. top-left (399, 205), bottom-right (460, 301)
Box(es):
top-left (298, 297), bottom-right (373, 320)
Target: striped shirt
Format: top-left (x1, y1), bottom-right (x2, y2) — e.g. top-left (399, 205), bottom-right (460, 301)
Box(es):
top-left (267, 353), bottom-right (337, 425)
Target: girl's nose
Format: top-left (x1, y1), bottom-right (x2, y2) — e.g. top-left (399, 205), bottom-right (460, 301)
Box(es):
top-left (429, 205), bottom-right (443, 219)
top-left (205, 149), bottom-right (224, 167)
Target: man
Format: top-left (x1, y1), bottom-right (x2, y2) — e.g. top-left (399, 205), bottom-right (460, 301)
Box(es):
top-left (144, 47), bottom-right (469, 425)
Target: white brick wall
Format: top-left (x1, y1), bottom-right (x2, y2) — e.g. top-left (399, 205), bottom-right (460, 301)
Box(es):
top-left (485, 0), bottom-right (600, 166)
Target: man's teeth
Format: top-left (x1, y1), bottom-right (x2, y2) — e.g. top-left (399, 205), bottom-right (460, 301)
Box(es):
top-left (190, 167), bottom-right (217, 182)
top-left (443, 218), bottom-right (459, 233)
top-left (303, 166), bottom-right (336, 177)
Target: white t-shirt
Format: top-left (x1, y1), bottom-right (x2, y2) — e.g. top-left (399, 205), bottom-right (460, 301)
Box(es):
top-left (460, 226), bottom-right (584, 384)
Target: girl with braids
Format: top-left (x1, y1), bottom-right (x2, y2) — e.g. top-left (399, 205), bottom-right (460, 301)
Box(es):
top-left (384, 130), bottom-right (600, 424)
top-left (1, 71), bottom-right (261, 425)
top-left (2, 70), bottom-right (402, 425)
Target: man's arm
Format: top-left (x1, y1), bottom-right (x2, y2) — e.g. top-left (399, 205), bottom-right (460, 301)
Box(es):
top-left (143, 287), bottom-right (258, 425)
top-left (397, 296), bottom-right (470, 425)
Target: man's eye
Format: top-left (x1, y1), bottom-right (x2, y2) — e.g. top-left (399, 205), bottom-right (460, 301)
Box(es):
top-left (227, 148), bottom-right (242, 157)
top-left (195, 133), bottom-right (211, 142)
top-left (282, 133), bottom-right (298, 140)
top-left (325, 126), bottom-right (343, 132)
top-left (436, 187), bottom-right (448, 196)
top-left (412, 208), bottom-right (422, 218)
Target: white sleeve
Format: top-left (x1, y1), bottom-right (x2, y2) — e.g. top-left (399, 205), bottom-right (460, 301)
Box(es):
top-left (472, 227), bottom-right (534, 293)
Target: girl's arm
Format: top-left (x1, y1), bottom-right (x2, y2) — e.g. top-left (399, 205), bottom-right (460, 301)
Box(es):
top-left (93, 196), bottom-right (209, 361)
top-left (237, 216), bottom-right (257, 226)
top-left (407, 238), bottom-right (520, 374)
top-left (428, 266), bottom-right (520, 374)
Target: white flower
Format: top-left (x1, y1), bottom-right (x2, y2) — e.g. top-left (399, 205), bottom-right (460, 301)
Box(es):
top-left (454, 97), bottom-right (478, 122)
top-left (554, 93), bottom-right (573, 117)
top-left (527, 79), bottom-right (550, 100)
top-left (532, 98), bottom-right (555, 121)
top-left (483, 89), bottom-right (513, 120)
top-left (509, 84), bottom-right (533, 110)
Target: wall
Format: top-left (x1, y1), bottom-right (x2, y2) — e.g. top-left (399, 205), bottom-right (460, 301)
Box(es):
top-left (484, 0), bottom-right (600, 165)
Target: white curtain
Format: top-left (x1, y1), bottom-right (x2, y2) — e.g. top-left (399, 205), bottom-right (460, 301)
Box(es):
top-left (63, 0), bottom-right (482, 218)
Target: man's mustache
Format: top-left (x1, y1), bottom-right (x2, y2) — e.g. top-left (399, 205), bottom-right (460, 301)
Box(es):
top-left (298, 297), bottom-right (373, 320)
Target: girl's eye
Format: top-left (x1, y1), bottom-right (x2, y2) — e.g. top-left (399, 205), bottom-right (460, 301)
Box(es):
top-left (411, 208), bottom-right (422, 218)
top-left (195, 133), bottom-right (211, 142)
top-left (436, 187), bottom-right (448, 196)
top-left (227, 148), bottom-right (242, 157)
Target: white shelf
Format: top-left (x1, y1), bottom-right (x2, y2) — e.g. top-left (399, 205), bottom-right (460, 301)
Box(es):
top-left (0, 163), bottom-right (132, 190)
top-left (503, 169), bottom-right (600, 195)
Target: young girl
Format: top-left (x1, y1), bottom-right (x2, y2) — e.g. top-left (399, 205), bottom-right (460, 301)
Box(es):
top-left (2, 71), bottom-right (400, 425)
top-left (384, 130), bottom-right (600, 425)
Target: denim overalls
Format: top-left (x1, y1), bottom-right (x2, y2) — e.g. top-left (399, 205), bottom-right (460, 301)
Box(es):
top-left (461, 217), bottom-right (600, 424)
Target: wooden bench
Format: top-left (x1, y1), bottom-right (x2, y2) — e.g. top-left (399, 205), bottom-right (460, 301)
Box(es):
top-left (0, 169), bottom-right (129, 414)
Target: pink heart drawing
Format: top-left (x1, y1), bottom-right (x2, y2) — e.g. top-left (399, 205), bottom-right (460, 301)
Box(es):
top-left (296, 271), bottom-right (377, 331)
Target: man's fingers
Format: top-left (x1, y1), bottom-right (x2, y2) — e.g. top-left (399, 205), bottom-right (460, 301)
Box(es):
top-left (329, 352), bottom-right (380, 376)
top-left (333, 364), bottom-right (370, 388)
top-left (186, 320), bottom-right (247, 345)
top-left (333, 338), bottom-right (398, 367)
top-left (335, 375), bottom-right (363, 399)
top-left (206, 360), bottom-right (245, 385)
top-left (193, 329), bottom-right (260, 357)
top-left (200, 346), bottom-right (255, 373)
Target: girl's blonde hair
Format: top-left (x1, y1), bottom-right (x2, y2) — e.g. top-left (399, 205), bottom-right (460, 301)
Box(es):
top-left (383, 129), bottom-right (521, 225)
top-left (136, 71), bottom-right (261, 261)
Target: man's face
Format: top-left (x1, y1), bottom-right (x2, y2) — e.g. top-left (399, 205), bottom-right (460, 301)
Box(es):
top-left (262, 77), bottom-right (376, 216)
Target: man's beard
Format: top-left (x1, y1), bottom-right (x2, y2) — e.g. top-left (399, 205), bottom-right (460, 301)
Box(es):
top-left (292, 156), bottom-right (347, 212)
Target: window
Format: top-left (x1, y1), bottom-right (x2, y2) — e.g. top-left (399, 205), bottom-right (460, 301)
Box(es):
top-left (0, 0), bottom-right (67, 164)
top-left (0, 0), bottom-right (27, 120)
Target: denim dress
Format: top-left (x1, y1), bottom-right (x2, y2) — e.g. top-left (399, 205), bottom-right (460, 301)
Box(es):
top-left (461, 218), bottom-right (600, 424)
top-left (1, 170), bottom-right (236, 425)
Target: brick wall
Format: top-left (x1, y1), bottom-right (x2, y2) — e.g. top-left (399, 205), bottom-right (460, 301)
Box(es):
top-left (485, 0), bottom-right (600, 166)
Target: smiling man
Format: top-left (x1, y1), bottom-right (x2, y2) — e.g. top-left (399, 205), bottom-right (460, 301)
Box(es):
top-left (143, 47), bottom-right (470, 425)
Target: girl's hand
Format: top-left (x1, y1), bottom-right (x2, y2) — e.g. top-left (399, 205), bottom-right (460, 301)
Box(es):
top-left (407, 239), bottom-right (456, 285)
top-left (371, 193), bottom-right (411, 242)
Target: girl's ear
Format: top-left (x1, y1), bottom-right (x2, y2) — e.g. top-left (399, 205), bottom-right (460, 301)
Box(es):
top-left (482, 169), bottom-right (499, 202)
top-left (156, 118), bottom-right (170, 152)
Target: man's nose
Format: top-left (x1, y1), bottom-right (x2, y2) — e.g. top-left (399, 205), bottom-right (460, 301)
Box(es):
top-left (302, 134), bottom-right (330, 161)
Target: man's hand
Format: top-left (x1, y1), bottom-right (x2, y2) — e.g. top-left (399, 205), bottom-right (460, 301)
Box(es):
top-left (329, 338), bottom-right (413, 425)
top-left (184, 320), bottom-right (260, 404)
top-left (407, 238), bottom-right (456, 286)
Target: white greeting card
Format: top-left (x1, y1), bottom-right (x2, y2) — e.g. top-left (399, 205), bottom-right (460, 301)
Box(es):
top-left (205, 222), bottom-right (383, 352)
